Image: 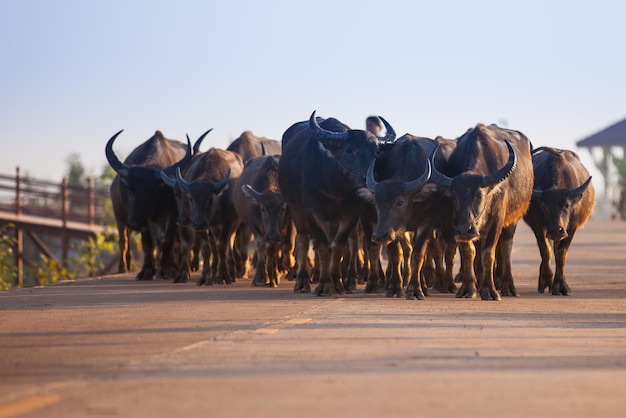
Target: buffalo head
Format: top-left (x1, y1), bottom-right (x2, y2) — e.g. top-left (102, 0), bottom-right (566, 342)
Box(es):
top-left (176, 167), bottom-right (231, 230)
top-left (105, 130), bottom-right (191, 231)
top-left (430, 140), bottom-right (517, 242)
top-left (531, 176), bottom-right (592, 240)
top-left (309, 111), bottom-right (395, 192)
top-left (363, 159), bottom-right (432, 245)
top-left (242, 185), bottom-right (288, 244)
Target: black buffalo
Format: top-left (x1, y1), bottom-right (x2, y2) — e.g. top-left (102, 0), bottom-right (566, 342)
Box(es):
top-left (523, 147), bottom-right (594, 295)
top-left (278, 111), bottom-right (395, 296)
top-left (175, 148), bottom-right (244, 285)
top-left (159, 129), bottom-right (213, 283)
top-left (106, 130), bottom-right (191, 280)
top-left (430, 124), bottom-right (533, 300)
top-left (233, 154), bottom-right (291, 288)
top-left (363, 135), bottom-right (458, 299)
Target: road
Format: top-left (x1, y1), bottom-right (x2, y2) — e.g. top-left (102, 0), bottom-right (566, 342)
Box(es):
top-left (1, 220), bottom-right (626, 417)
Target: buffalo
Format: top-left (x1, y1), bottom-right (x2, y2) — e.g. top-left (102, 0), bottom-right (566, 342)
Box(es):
top-left (278, 111), bottom-right (395, 296)
top-left (523, 147), bottom-right (594, 295)
top-left (430, 124), bottom-right (534, 300)
top-left (106, 130), bottom-right (191, 280)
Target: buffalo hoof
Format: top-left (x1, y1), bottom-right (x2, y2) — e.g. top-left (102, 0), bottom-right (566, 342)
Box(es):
top-left (136, 269), bottom-right (155, 281)
top-left (552, 281), bottom-right (571, 296)
top-left (173, 275), bottom-right (189, 284)
top-left (294, 278), bottom-right (311, 293)
top-left (386, 287), bottom-right (406, 298)
top-left (500, 285), bottom-right (519, 297)
top-left (480, 287), bottom-right (502, 301)
top-left (406, 287), bottom-right (425, 300)
top-left (314, 280), bottom-right (335, 297)
top-left (538, 277), bottom-right (553, 294)
top-left (365, 279), bottom-right (379, 294)
top-left (455, 284), bottom-right (477, 299)
top-left (269, 279), bottom-right (279, 288)
top-left (454, 273), bottom-right (462, 283)
top-left (198, 276), bottom-right (214, 286)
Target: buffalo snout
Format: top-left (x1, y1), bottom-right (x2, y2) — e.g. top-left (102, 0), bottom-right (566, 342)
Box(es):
top-left (371, 231), bottom-right (393, 245)
top-left (547, 226), bottom-right (568, 240)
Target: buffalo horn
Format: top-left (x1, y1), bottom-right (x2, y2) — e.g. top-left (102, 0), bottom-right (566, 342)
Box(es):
top-left (175, 167), bottom-right (192, 194)
top-left (480, 140), bottom-right (517, 187)
top-left (213, 169), bottom-right (231, 192)
top-left (377, 116), bottom-right (397, 143)
top-left (404, 160), bottom-right (432, 193)
top-left (160, 170), bottom-right (177, 188)
top-left (105, 130), bottom-right (129, 178)
top-left (161, 135), bottom-right (193, 178)
top-left (309, 111), bottom-right (349, 142)
top-left (193, 129), bottom-right (213, 154)
top-left (366, 160), bottom-right (378, 193)
top-left (568, 176), bottom-right (592, 198)
top-left (242, 184), bottom-right (262, 201)
top-left (429, 146), bottom-right (453, 187)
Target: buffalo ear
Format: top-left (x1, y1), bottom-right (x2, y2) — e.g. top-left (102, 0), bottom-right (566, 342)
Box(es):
top-left (356, 187), bottom-right (376, 205)
top-left (412, 183), bottom-right (438, 202)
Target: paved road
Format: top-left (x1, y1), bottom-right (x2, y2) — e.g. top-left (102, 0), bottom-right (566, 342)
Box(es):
top-left (1, 220), bottom-right (626, 417)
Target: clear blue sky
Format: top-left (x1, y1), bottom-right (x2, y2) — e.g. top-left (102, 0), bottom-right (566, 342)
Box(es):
top-left (1, 0), bottom-right (625, 184)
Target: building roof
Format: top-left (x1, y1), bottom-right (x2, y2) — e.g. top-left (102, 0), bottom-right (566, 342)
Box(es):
top-left (577, 117), bottom-right (626, 148)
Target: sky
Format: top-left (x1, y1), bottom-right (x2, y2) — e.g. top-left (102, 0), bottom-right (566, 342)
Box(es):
top-left (1, 0), bottom-right (625, 195)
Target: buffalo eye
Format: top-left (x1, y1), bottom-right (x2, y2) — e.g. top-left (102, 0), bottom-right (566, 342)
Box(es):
top-left (395, 198), bottom-right (405, 208)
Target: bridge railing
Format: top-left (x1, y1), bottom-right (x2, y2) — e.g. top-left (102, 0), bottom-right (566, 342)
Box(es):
top-left (0, 167), bottom-right (111, 226)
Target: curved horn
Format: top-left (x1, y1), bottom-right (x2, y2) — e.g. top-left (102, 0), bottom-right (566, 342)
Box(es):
top-left (105, 130), bottom-right (129, 178)
top-left (429, 146), bottom-right (453, 187)
top-left (175, 167), bottom-right (192, 194)
top-left (162, 135), bottom-right (193, 177)
top-left (242, 184), bottom-right (262, 201)
top-left (260, 142), bottom-right (267, 156)
top-left (480, 140), bottom-right (517, 187)
top-left (377, 116), bottom-right (396, 143)
top-left (309, 110), bottom-right (349, 143)
top-left (568, 176), bottom-right (592, 197)
top-left (213, 169), bottom-right (231, 192)
top-left (404, 160), bottom-right (432, 193)
top-left (193, 129), bottom-right (213, 154)
top-left (159, 170), bottom-right (177, 189)
top-left (366, 160), bottom-right (378, 193)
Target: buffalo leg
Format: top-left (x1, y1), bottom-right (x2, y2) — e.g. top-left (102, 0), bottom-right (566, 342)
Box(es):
top-left (456, 242), bottom-right (478, 298)
top-left (441, 242), bottom-right (457, 293)
top-left (252, 237), bottom-right (269, 286)
top-left (406, 229), bottom-right (430, 300)
top-left (174, 227), bottom-right (193, 283)
top-left (293, 232), bottom-right (312, 293)
top-left (532, 227), bottom-right (554, 293)
top-left (385, 240), bottom-right (405, 298)
top-left (552, 232), bottom-right (575, 296)
top-left (498, 224), bottom-right (519, 297)
top-left (478, 226), bottom-right (503, 301)
top-left (137, 230), bottom-right (156, 280)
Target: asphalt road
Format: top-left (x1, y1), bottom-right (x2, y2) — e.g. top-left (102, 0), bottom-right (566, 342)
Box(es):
top-left (1, 220), bottom-right (626, 418)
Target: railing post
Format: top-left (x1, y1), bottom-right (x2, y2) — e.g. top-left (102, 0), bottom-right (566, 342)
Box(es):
top-left (15, 166), bottom-right (22, 216)
top-left (61, 177), bottom-right (69, 268)
top-left (15, 166), bottom-right (23, 286)
top-left (88, 177), bottom-right (95, 226)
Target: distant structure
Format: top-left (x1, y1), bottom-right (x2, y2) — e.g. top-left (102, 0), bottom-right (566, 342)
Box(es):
top-left (576, 117), bottom-right (626, 218)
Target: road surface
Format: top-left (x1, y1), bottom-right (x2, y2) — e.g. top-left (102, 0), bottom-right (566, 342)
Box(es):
top-left (1, 220), bottom-right (626, 417)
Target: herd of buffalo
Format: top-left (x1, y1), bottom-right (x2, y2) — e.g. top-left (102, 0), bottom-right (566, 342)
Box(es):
top-left (104, 111), bottom-right (594, 301)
